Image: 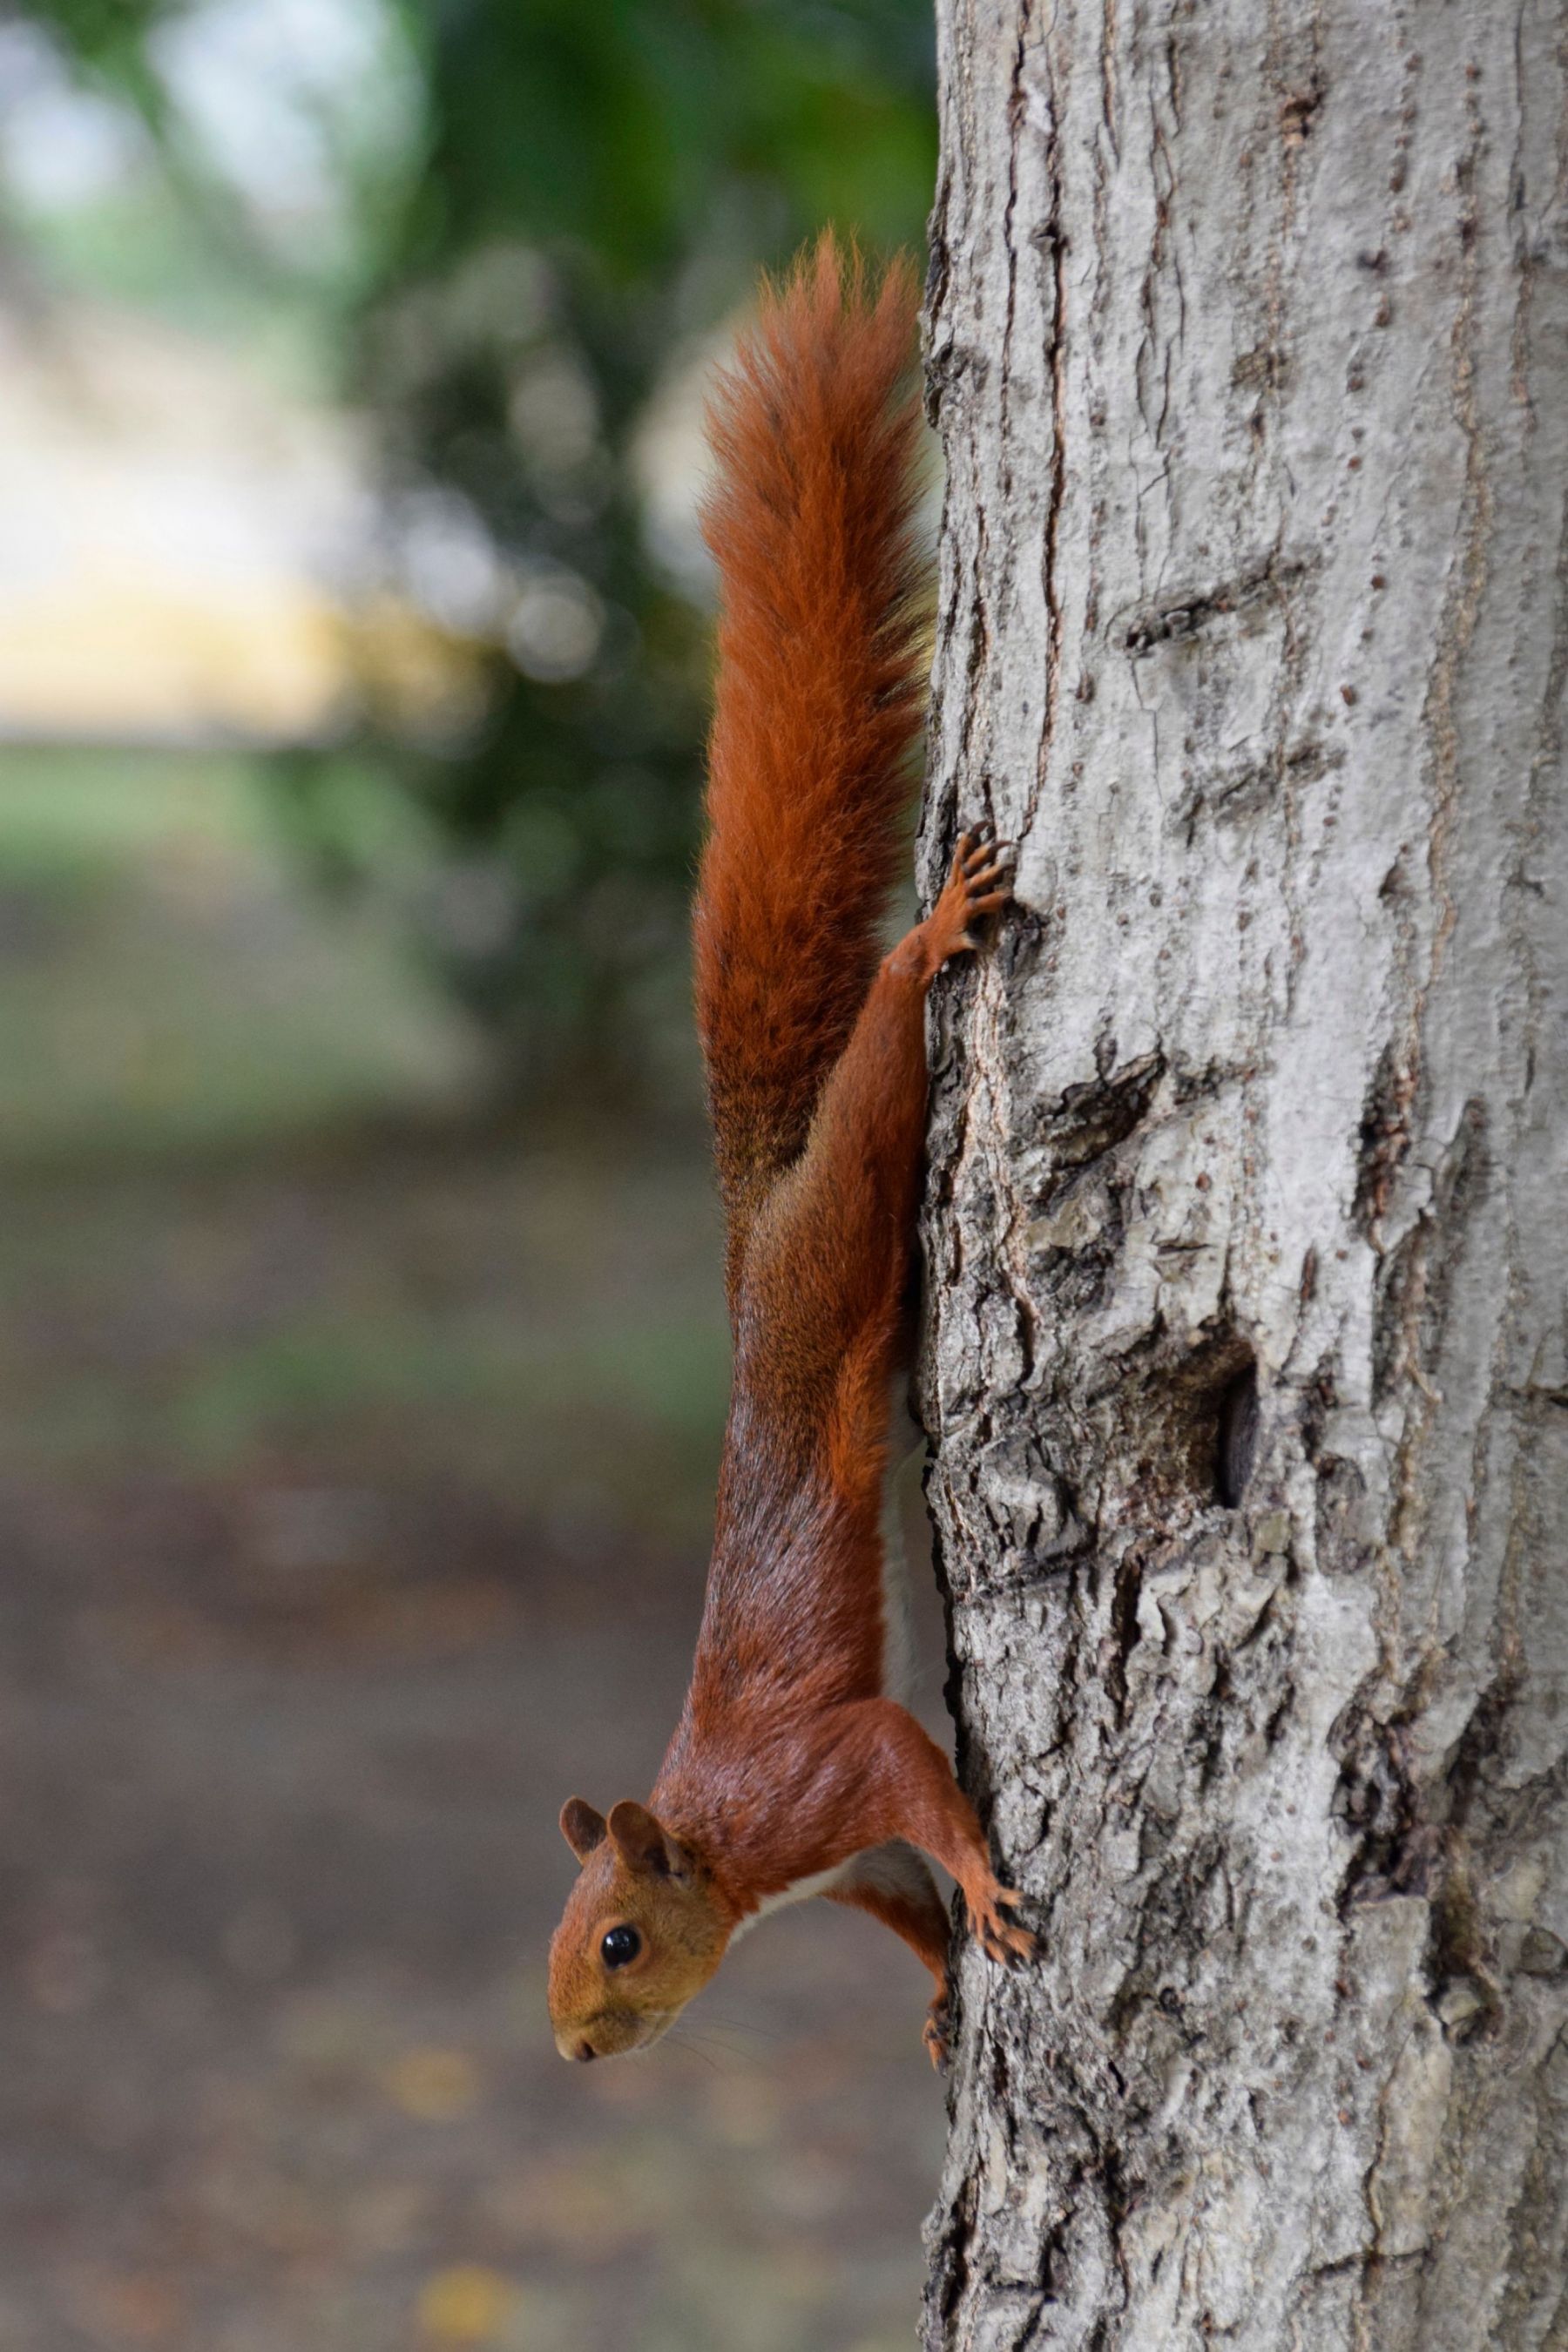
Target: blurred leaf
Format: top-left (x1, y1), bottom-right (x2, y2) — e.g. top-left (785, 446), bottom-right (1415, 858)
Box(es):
top-left (385, 2044), bottom-right (483, 2119)
top-left (417, 2264), bottom-right (517, 2343)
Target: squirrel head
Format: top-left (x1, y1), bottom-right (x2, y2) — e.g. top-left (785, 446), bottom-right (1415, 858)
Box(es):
top-left (548, 1796), bottom-right (732, 2060)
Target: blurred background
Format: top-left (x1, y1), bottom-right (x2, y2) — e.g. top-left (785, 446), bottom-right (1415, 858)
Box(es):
top-left (0, 3), bottom-right (947, 2348)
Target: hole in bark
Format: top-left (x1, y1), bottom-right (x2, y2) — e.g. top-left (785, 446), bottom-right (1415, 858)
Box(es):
top-left (1125, 1333), bottom-right (1257, 1516)
top-left (1215, 1356), bottom-right (1260, 1507)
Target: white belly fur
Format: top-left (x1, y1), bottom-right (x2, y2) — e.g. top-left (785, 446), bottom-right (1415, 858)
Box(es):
top-left (737, 1858), bottom-right (859, 1934)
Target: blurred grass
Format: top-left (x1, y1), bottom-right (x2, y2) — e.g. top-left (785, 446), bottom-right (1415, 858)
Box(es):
top-left (0, 747), bottom-right (486, 1162)
top-left (0, 747), bottom-right (731, 1545)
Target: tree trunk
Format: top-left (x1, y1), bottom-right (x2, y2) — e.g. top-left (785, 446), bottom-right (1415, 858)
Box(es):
top-left (916, 3), bottom-right (1568, 2345)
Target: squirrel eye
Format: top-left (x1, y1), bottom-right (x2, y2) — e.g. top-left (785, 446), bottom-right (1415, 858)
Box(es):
top-left (601, 1924), bottom-right (641, 1970)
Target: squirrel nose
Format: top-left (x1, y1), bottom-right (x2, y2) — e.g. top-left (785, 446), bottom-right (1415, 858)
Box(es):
top-left (574, 2039), bottom-right (596, 2062)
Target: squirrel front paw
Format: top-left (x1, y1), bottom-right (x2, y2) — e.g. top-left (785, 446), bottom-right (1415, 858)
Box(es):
top-left (970, 1881), bottom-right (1042, 1970)
top-left (923, 830), bottom-right (1014, 969)
top-left (922, 1980), bottom-right (955, 2073)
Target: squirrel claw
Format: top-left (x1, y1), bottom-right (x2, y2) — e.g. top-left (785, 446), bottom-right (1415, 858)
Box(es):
top-left (972, 1884), bottom-right (1042, 1970)
top-left (923, 1984), bottom-right (955, 2073)
top-left (924, 831), bottom-right (1016, 969)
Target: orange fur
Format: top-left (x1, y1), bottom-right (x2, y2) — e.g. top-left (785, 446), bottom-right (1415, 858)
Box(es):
top-left (549, 239), bottom-right (1037, 2072)
top-left (695, 233), bottom-right (926, 1299)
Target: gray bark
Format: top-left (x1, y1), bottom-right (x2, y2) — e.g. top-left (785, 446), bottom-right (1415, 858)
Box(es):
top-left (915, 3), bottom-right (1568, 2346)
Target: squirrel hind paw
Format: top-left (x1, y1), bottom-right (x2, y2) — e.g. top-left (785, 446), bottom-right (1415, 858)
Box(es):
top-left (925, 839), bottom-right (1015, 968)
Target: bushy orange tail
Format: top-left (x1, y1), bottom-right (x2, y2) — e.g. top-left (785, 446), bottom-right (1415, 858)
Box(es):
top-left (693, 235), bottom-right (927, 1297)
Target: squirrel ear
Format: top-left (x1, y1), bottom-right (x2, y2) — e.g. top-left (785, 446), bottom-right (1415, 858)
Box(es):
top-left (560, 1798), bottom-right (608, 1862)
top-left (607, 1800), bottom-right (692, 1881)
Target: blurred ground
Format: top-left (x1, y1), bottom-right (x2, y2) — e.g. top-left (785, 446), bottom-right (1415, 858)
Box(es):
top-left (0, 753), bottom-right (948, 2352)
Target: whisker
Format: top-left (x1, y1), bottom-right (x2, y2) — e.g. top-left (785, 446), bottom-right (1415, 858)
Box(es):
top-left (694, 2011), bottom-right (782, 2042)
top-left (665, 2024), bottom-right (727, 2073)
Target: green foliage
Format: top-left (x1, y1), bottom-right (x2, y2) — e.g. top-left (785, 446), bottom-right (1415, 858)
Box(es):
top-left (415, 0), bottom-right (936, 269)
top-left (21, 0), bottom-right (172, 123)
top-left (28, 0), bottom-right (937, 1097)
top-left (350, 0), bottom-right (936, 1098)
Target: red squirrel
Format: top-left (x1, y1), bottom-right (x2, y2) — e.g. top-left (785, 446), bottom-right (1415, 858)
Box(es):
top-left (548, 236), bottom-right (1036, 2072)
